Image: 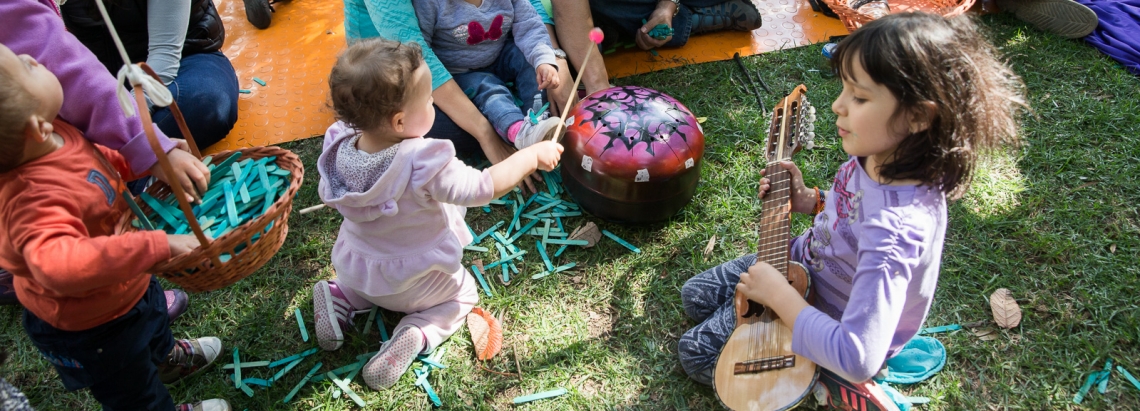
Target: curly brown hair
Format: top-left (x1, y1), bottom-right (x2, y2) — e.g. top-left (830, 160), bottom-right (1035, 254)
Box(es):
top-left (832, 12), bottom-right (1027, 199)
top-left (0, 66), bottom-right (37, 174)
top-left (328, 38), bottom-right (424, 131)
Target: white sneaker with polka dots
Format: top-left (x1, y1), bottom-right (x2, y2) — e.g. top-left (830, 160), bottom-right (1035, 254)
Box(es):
top-left (362, 325), bottom-right (424, 390)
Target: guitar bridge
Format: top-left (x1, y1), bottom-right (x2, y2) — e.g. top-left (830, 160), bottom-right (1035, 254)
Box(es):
top-left (733, 355), bottom-right (796, 374)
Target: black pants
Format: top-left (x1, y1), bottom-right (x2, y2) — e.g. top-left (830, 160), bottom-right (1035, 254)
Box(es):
top-left (23, 278), bottom-right (175, 411)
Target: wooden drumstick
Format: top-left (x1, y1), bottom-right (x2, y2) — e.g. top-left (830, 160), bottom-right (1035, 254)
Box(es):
top-left (552, 28), bottom-right (605, 144)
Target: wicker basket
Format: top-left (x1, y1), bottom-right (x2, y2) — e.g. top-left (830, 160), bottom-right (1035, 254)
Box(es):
top-left (821, 0), bottom-right (975, 32)
top-left (115, 64), bottom-right (304, 292)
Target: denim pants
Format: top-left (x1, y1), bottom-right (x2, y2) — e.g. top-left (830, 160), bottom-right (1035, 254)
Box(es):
top-left (152, 51), bottom-right (239, 151)
top-left (451, 39), bottom-right (545, 144)
top-left (425, 106), bottom-right (482, 155)
top-left (22, 278), bottom-right (176, 411)
top-left (589, 0), bottom-right (731, 48)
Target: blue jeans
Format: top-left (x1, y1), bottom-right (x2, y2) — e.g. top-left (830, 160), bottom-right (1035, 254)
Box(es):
top-left (589, 0), bottom-right (730, 48)
top-left (22, 278), bottom-right (175, 411)
top-left (152, 51), bottom-right (239, 150)
top-left (426, 106), bottom-right (484, 155)
top-left (451, 40), bottom-right (545, 144)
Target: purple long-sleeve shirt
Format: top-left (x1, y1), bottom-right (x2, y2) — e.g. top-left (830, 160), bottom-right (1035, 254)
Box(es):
top-left (789, 157), bottom-right (947, 382)
top-left (2, 0), bottom-right (176, 175)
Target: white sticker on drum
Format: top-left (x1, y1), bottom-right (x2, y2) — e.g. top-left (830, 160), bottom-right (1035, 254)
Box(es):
top-left (565, 116), bottom-right (575, 127)
top-left (581, 156), bottom-right (593, 172)
top-left (685, 158), bottom-right (694, 169)
top-left (635, 169), bottom-right (649, 182)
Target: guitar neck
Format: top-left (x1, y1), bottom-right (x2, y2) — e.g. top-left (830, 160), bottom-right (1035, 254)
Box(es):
top-left (757, 162), bottom-right (791, 275)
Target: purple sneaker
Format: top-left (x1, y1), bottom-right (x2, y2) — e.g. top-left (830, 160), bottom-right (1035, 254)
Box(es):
top-left (165, 289), bottom-right (189, 323)
top-left (0, 269), bottom-right (17, 306)
top-left (313, 280), bottom-right (364, 351)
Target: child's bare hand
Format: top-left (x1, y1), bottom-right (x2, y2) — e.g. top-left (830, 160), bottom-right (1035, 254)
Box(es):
top-left (758, 161), bottom-right (816, 214)
top-left (166, 234), bottom-right (202, 258)
top-left (536, 64), bottom-right (560, 90)
top-left (736, 261), bottom-right (788, 307)
top-left (525, 141), bottom-right (564, 171)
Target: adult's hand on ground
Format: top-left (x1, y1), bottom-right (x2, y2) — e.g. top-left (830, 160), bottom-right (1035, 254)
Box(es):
top-left (151, 148), bottom-right (210, 203)
top-left (636, 5), bottom-right (675, 50)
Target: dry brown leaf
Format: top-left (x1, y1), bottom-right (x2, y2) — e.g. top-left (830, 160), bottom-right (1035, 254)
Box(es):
top-left (972, 327), bottom-right (998, 341)
top-left (990, 288), bottom-right (1022, 329)
top-left (466, 307), bottom-right (502, 360)
top-left (703, 235), bottom-right (716, 257)
top-left (569, 222), bottom-right (602, 247)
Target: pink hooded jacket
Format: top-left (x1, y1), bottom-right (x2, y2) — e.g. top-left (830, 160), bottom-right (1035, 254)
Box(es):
top-left (317, 122), bottom-right (494, 296)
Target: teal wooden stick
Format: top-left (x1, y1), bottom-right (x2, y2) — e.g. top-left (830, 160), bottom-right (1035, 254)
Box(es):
top-left (541, 219), bottom-right (551, 248)
top-left (243, 378), bottom-right (271, 387)
top-left (471, 264), bottom-right (493, 297)
top-left (464, 245), bottom-right (489, 252)
top-left (223, 181), bottom-right (239, 226)
top-left (544, 239), bottom-right (589, 246)
top-left (418, 371), bottom-right (443, 407)
top-left (327, 371), bottom-right (367, 407)
top-left (237, 381), bottom-right (254, 397)
top-left (419, 357), bottom-right (447, 369)
top-left (508, 219), bottom-right (541, 243)
top-left (223, 361), bottom-right (270, 370)
top-left (1118, 365), bottom-right (1140, 392)
top-left (121, 191), bottom-right (155, 230)
top-left (253, 77), bottom-right (267, 86)
top-left (1099, 358), bottom-right (1113, 394)
top-left (233, 348), bottom-right (242, 389)
top-left (269, 348), bottom-right (320, 368)
top-left (483, 251), bottom-right (526, 270)
top-left (554, 244), bottom-right (570, 257)
top-left (140, 193), bottom-right (180, 228)
top-left (414, 367), bottom-right (431, 386)
top-left (282, 362), bottom-right (323, 403)
top-left (602, 229), bottom-right (641, 253)
top-left (918, 324), bottom-right (961, 334)
top-left (513, 388), bottom-right (568, 404)
top-left (1074, 371), bottom-right (1103, 404)
top-left (537, 241), bottom-right (554, 272)
top-left (294, 308), bottom-right (309, 342)
top-left (377, 314), bottom-right (389, 342)
top-left (475, 221), bottom-right (506, 242)
top-left (269, 358), bottom-right (303, 383)
top-left (364, 306), bottom-right (377, 336)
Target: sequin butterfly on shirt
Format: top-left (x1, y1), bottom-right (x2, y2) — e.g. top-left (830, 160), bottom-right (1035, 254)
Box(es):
top-left (467, 15), bottom-right (504, 45)
top-left (831, 160), bottom-right (860, 230)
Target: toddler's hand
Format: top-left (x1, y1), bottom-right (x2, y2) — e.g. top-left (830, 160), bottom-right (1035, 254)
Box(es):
top-left (525, 141), bottom-right (564, 171)
top-left (758, 161), bottom-right (815, 214)
top-left (537, 64), bottom-right (560, 90)
top-left (166, 234), bottom-right (202, 258)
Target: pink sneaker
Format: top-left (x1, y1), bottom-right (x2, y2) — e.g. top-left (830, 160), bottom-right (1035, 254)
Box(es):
top-left (362, 325), bottom-right (424, 390)
top-left (313, 280), bottom-right (359, 351)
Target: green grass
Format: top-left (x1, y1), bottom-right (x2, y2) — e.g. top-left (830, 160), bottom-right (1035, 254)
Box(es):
top-left (3, 14), bottom-right (1139, 410)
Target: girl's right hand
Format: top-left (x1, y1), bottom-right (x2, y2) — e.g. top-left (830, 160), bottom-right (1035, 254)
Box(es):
top-left (758, 161), bottom-right (816, 214)
top-left (167, 234), bottom-right (202, 258)
top-left (526, 141), bottom-right (564, 171)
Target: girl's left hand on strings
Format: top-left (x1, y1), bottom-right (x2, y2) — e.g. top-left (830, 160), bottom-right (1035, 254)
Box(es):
top-left (737, 261), bottom-right (795, 308)
top-left (537, 64), bottom-right (560, 90)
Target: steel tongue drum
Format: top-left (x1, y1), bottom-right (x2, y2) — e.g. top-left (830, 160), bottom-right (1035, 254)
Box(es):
top-left (560, 86), bottom-right (705, 224)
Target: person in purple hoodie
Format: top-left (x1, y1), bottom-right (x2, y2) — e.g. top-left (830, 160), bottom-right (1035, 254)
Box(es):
top-left (312, 39), bottom-right (563, 391)
top-left (0, 0), bottom-right (207, 319)
top-left (677, 13), bottom-right (1026, 409)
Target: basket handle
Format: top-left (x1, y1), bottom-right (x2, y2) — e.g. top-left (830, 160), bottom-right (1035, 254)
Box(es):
top-left (131, 63), bottom-right (219, 267)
